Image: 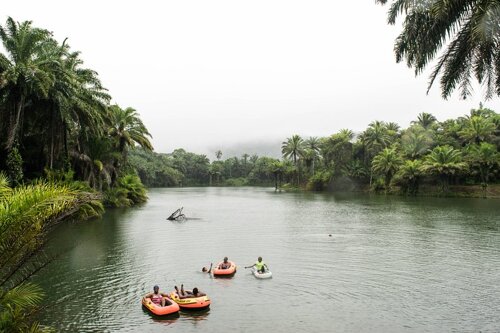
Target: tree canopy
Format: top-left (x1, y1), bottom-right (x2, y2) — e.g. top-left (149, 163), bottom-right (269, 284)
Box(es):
top-left (377, 0), bottom-right (500, 99)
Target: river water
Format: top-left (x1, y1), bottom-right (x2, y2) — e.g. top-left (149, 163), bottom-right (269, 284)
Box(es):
top-left (35, 187), bottom-right (500, 332)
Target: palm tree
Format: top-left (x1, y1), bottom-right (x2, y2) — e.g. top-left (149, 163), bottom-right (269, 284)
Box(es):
top-left (371, 147), bottom-right (403, 190)
top-left (0, 16), bottom-right (112, 179)
top-left (466, 142), bottom-right (499, 194)
top-left (361, 121), bottom-right (391, 156)
top-left (0, 21), bottom-right (111, 178)
top-left (376, 0), bottom-right (500, 99)
top-left (394, 160), bottom-right (423, 195)
top-left (360, 121), bottom-right (391, 185)
top-left (320, 130), bottom-right (354, 175)
top-left (401, 125), bottom-right (434, 159)
top-left (108, 105), bottom-right (153, 161)
top-left (413, 112), bottom-right (437, 130)
top-left (344, 159), bottom-right (368, 181)
top-left (338, 129), bottom-right (355, 141)
top-left (44, 44), bottom-right (110, 170)
top-left (281, 159), bottom-right (296, 185)
top-left (304, 137), bottom-right (320, 175)
top-left (458, 116), bottom-right (496, 144)
top-left (224, 157), bottom-right (235, 178)
top-left (208, 165), bottom-right (215, 186)
top-left (386, 122), bottom-right (400, 133)
top-left (302, 149), bottom-right (317, 176)
top-left (0, 283), bottom-right (46, 333)
top-left (421, 146), bottom-right (468, 191)
top-left (0, 17), bottom-right (55, 152)
top-left (304, 136), bottom-right (321, 152)
top-left (215, 150), bottom-right (222, 161)
top-left (435, 119), bottom-right (463, 148)
top-left (270, 160), bottom-right (285, 190)
top-left (281, 135), bottom-right (304, 165)
top-left (242, 153), bottom-right (249, 174)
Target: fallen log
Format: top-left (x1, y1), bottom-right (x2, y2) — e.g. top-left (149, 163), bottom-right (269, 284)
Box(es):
top-left (167, 207), bottom-right (186, 221)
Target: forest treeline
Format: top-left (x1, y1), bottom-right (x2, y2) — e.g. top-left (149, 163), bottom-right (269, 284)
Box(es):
top-left (279, 107), bottom-right (500, 196)
top-left (0, 17), bottom-right (152, 208)
top-left (133, 106), bottom-right (499, 197)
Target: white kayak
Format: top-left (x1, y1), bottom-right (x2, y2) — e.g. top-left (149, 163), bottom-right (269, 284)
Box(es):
top-left (252, 268), bottom-right (272, 279)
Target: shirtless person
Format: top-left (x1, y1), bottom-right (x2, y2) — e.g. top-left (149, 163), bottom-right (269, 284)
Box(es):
top-left (175, 284), bottom-right (206, 299)
top-left (218, 257), bottom-right (231, 269)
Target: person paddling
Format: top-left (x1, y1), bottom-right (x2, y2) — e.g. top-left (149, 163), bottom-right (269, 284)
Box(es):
top-left (245, 256), bottom-right (268, 273)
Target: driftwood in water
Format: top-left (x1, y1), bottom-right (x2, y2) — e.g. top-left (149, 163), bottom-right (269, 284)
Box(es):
top-left (167, 207), bottom-right (186, 221)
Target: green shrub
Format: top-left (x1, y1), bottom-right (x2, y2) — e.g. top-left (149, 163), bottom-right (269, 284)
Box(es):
top-left (104, 187), bottom-right (132, 207)
top-left (223, 177), bottom-right (248, 186)
top-left (119, 174), bottom-right (147, 203)
top-left (306, 170), bottom-right (332, 191)
top-left (370, 178), bottom-right (385, 192)
top-left (6, 146), bottom-right (23, 186)
top-left (104, 174), bottom-right (147, 207)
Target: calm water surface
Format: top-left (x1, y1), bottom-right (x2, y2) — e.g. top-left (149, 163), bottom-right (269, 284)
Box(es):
top-left (36, 188), bottom-right (500, 332)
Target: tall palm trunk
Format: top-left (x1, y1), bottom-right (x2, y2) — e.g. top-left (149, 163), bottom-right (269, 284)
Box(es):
top-left (6, 96), bottom-right (25, 150)
top-left (63, 122), bottom-right (69, 167)
top-left (49, 107), bottom-right (55, 169)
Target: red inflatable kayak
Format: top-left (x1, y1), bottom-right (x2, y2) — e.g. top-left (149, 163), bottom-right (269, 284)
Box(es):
top-left (170, 291), bottom-right (211, 309)
top-left (142, 296), bottom-right (180, 316)
top-left (213, 261), bottom-right (237, 277)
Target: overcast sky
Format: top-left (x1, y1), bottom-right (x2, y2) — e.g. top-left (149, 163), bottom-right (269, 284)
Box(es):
top-left (3, 1), bottom-right (499, 157)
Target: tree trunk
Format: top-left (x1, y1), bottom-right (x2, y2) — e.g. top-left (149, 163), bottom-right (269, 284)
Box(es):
top-left (6, 97), bottom-right (25, 151)
top-left (49, 108), bottom-right (55, 169)
top-left (63, 122), bottom-right (69, 167)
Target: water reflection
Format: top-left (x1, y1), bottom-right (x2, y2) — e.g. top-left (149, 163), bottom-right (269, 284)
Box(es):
top-left (180, 308), bottom-right (210, 324)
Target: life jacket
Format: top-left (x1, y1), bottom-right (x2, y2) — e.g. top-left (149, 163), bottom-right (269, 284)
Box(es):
top-left (255, 261), bottom-right (265, 270)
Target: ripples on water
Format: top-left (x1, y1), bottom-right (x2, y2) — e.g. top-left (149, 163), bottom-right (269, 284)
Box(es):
top-left (36, 188), bottom-right (500, 332)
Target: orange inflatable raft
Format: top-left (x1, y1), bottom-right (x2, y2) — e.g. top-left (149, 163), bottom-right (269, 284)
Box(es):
top-left (142, 296), bottom-right (180, 316)
top-left (213, 261), bottom-right (237, 277)
top-left (170, 291), bottom-right (211, 309)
